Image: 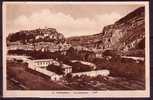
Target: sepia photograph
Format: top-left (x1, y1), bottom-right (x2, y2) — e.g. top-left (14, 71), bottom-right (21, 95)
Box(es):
top-left (3, 1), bottom-right (150, 98)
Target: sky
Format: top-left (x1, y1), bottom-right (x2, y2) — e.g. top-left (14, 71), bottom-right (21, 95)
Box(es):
top-left (4, 2), bottom-right (143, 37)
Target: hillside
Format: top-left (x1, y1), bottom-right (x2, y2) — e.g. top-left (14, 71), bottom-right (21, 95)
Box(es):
top-left (7, 28), bottom-right (71, 52)
top-left (7, 28), bottom-right (65, 44)
top-left (67, 7), bottom-right (145, 51)
top-left (66, 33), bottom-right (103, 49)
top-left (102, 6), bottom-right (145, 50)
top-left (7, 7), bottom-right (145, 55)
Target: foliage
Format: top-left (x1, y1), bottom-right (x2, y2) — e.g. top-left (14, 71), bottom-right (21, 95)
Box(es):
top-left (46, 64), bottom-right (64, 75)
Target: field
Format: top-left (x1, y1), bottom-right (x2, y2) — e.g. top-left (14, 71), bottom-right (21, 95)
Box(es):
top-left (7, 60), bottom-right (71, 90)
top-left (7, 60), bottom-right (145, 90)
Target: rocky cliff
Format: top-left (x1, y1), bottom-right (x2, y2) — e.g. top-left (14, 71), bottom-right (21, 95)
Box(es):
top-left (67, 7), bottom-right (145, 51)
top-left (102, 7), bottom-right (145, 50)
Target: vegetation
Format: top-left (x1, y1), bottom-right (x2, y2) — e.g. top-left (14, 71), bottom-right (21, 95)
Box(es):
top-left (103, 50), bottom-right (121, 58)
top-left (108, 58), bottom-right (145, 80)
top-left (70, 62), bottom-right (93, 73)
top-left (8, 48), bottom-right (145, 81)
top-left (66, 47), bottom-right (96, 61)
top-left (92, 57), bottom-right (145, 81)
top-left (46, 64), bottom-right (64, 75)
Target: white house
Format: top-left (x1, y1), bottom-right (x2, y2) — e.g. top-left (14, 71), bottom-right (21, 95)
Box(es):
top-left (28, 59), bottom-right (60, 69)
top-left (28, 59), bottom-right (72, 79)
top-left (28, 64), bottom-right (62, 81)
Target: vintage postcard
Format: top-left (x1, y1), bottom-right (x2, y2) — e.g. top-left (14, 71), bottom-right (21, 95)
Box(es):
top-left (3, 1), bottom-right (150, 98)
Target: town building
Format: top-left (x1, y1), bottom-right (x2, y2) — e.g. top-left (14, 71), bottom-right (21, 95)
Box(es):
top-left (28, 59), bottom-right (60, 69)
top-left (28, 59), bottom-right (72, 75)
top-left (28, 63), bottom-right (62, 81)
top-left (62, 64), bottom-right (72, 75)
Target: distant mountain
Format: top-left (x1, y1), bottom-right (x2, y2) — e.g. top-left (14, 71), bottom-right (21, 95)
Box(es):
top-left (66, 33), bottom-right (103, 48)
top-left (67, 7), bottom-right (145, 51)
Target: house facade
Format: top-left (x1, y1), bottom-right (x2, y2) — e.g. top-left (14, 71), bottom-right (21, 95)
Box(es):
top-left (28, 59), bottom-right (60, 69)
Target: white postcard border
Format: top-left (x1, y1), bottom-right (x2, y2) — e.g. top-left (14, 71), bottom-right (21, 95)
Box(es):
top-left (2, 1), bottom-right (150, 98)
